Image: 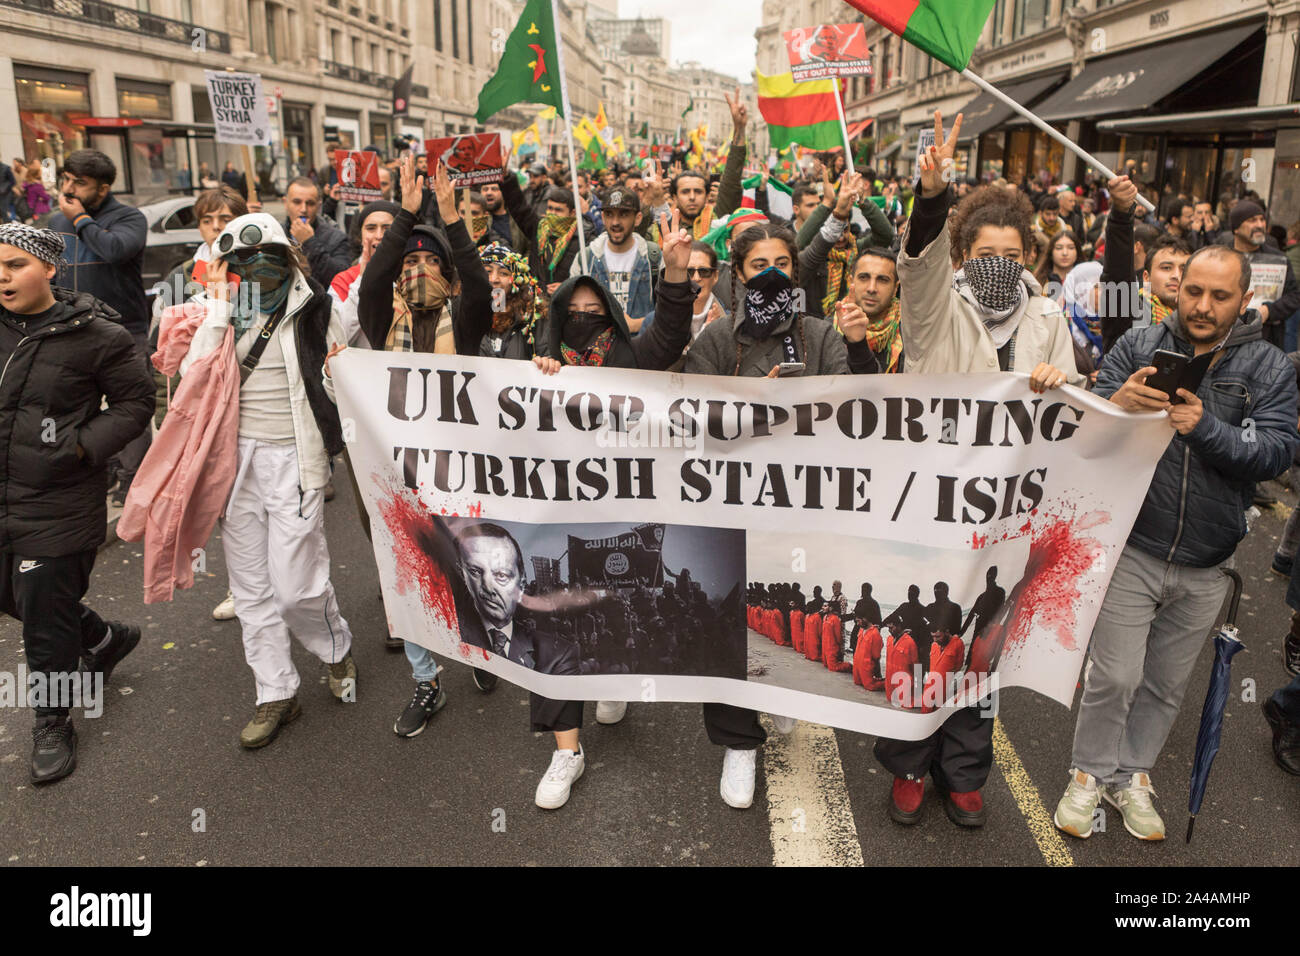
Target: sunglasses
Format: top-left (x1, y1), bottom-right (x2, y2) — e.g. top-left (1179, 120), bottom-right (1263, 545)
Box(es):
top-left (686, 267), bottom-right (717, 278)
top-left (567, 307), bottom-right (607, 321)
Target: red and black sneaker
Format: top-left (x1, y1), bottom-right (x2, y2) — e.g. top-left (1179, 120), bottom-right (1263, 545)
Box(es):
top-left (889, 776), bottom-right (924, 825)
top-left (942, 788), bottom-right (987, 828)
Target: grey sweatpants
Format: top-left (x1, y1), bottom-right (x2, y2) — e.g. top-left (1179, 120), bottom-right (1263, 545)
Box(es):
top-left (1070, 544), bottom-right (1230, 787)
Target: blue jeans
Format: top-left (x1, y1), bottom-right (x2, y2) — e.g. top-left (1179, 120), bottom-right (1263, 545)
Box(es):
top-left (404, 640), bottom-right (439, 683)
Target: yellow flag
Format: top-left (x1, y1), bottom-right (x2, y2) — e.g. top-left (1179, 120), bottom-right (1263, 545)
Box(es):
top-left (537, 105), bottom-right (557, 121)
top-left (595, 103), bottom-right (609, 132)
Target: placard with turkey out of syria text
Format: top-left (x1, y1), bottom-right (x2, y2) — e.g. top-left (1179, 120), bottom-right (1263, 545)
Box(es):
top-left (332, 351), bottom-right (1171, 739)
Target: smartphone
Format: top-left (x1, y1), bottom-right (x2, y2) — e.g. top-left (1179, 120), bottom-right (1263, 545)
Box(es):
top-left (1145, 348), bottom-right (1188, 404)
top-left (777, 362), bottom-right (806, 377)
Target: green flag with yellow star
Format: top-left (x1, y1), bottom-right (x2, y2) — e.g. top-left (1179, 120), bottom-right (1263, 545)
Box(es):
top-left (475, 0), bottom-right (565, 124)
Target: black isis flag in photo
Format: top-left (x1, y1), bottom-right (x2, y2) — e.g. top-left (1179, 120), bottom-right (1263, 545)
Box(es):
top-left (393, 64), bottom-right (414, 117)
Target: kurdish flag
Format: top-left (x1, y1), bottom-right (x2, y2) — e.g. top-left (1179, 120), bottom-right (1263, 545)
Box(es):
top-left (755, 71), bottom-right (842, 151)
top-left (578, 136), bottom-right (606, 171)
top-left (844, 0), bottom-right (997, 72)
top-left (474, 0), bottom-right (565, 122)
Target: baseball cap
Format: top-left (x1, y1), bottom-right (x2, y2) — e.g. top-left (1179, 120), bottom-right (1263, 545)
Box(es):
top-left (600, 187), bottom-right (640, 213)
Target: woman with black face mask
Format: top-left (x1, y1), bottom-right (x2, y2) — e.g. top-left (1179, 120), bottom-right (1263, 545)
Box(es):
top-left (878, 111), bottom-right (1082, 832)
top-left (525, 209), bottom-right (697, 810)
top-left (680, 221), bottom-right (878, 811)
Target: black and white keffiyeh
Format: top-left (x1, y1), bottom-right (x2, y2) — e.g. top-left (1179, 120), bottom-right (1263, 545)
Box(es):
top-left (0, 223), bottom-right (65, 266)
top-left (955, 255), bottom-right (1029, 349)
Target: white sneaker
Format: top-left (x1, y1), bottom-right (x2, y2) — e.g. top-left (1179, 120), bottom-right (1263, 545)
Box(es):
top-left (595, 700), bottom-right (628, 724)
top-left (770, 714), bottom-right (797, 735)
top-left (535, 746), bottom-right (585, 810)
top-left (720, 747), bottom-right (757, 809)
top-left (212, 591), bottom-right (236, 621)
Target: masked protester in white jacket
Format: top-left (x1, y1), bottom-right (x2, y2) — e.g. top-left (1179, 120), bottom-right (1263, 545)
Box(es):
top-left (879, 112), bottom-right (1080, 830)
top-left (181, 213), bottom-right (356, 749)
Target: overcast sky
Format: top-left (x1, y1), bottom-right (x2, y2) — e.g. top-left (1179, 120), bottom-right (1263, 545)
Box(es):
top-left (618, 0), bottom-right (765, 82)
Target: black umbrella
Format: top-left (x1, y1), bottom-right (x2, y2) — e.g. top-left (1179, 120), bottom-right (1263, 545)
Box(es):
top-left (1186, 568), bottom-right (1244, 843)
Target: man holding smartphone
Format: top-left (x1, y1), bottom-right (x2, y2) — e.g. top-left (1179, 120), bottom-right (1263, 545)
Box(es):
top-left (1053, 242), bottom-right (1298, 841)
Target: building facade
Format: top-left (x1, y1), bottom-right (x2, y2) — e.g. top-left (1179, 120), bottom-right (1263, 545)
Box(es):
top-left (759, 0), bottom-right (1300, 221)
top-left (0, 0), bottom-right (514, 200)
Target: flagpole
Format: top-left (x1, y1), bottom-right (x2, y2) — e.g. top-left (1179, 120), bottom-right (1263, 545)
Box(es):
top-left (959, 67), bottom-right (1155, 214)
top-left (832, 77), bottom-right (855, 170)
top-left (550, 0), bottom-right (588, 275)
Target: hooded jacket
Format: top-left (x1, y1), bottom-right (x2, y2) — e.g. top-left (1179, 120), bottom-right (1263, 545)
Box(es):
top-left (1096, 313), bottom-right (1297, 567)
top-left (684, 300), bottom-right (879, 377)
top-left (49, 193), bottom-right (149, 337)
top-left (898, 189), bottom-right (1084, 385)
top-left (538, 273), bottom-right (694, 370)
top-left (0, 288), bottom-right (154, 555)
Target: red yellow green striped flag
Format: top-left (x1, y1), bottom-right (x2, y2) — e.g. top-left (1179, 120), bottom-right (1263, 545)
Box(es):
top-left (844, 0), bottom-right (997, 72)
top-left (755, 70), bottom-right (842, 151)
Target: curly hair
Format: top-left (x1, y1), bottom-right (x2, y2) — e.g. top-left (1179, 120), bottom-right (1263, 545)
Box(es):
top-left (948, 185), bottom-right (1036, 265)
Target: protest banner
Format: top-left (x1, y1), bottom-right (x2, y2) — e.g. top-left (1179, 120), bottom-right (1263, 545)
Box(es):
top-left (784, 23), bottom-right (873, 82)
top-left (332, 352), bottom-right (1171, 739)
top-left (203, 70), bottom-right (272, 146)
top-left (1247, 261), bottom-right (1288, 308)
top-left (424, 132), bottom-right (507, 186)
top-left (332, 149), bottom-right (382, 203)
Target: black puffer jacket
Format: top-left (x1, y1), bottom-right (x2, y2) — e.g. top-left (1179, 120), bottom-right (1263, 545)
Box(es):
top-left (0, 288), bottom-right (154, 555)
top-left (537, 274), bottom-right (694, 370)
top-left (1096, 314), bottom-right (1298, 567)
top-left (284, 214), bottom-right (353, 289)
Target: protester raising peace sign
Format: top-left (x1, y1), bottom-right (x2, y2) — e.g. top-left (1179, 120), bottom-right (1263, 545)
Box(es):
top-left (917, 109), bottom-right (963, 199)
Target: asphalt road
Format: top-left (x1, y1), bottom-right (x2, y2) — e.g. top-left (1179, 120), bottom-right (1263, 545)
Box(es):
top-left (1, 462), bottom-right (1296, 868)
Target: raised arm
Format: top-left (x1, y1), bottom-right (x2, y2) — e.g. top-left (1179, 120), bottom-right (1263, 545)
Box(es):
top-left (714, 88), bottom-right (750, 218)
top-left (358, 154), bottom-right (422, 349)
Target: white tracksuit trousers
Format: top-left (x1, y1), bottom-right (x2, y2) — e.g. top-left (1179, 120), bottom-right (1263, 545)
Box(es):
top-left (222, 437), bottom-right (353, 704)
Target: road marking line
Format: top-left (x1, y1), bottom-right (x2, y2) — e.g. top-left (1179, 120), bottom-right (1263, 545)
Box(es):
top-left (761, 716), bottom-right (864, 867)
top-left (993, 717), bottom-right (1074, 867)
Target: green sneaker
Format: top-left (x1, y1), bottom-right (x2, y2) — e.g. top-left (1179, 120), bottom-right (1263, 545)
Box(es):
top-left (328, 654), bottom-right (357, 700)
top-left (1053, 769), bottom-right (1101, 838)
top-left (1102, 772), bottom-right (1166, 840)
top-left (239, 697), bottom-right (301, 749)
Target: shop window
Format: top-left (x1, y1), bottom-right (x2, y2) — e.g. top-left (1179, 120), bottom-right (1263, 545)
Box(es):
top-left (15, 66), bottom-right (91, 167)
top-left (1163, 145), bottom-right (1215, 205)
top-left (117, 79), bottom-right (172, 121)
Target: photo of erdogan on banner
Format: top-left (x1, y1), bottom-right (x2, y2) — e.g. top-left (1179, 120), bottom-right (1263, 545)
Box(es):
top-left (443, 517), bottom-right (747, 678)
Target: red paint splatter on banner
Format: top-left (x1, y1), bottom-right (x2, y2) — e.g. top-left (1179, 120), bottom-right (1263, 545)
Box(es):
top-left (372, 474), bottom-right (458, 631)
top-left (968, 507), bottom-right (1109, 675)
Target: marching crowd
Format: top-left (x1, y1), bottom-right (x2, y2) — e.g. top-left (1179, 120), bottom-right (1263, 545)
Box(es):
top-left (1, 95), bottom-right (1298, 843)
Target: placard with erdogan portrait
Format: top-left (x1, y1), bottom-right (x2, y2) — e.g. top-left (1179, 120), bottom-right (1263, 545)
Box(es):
top-left (424, 133), bottom-right (507, 187)
top-left (333, 149), bottom-right (382, 203)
